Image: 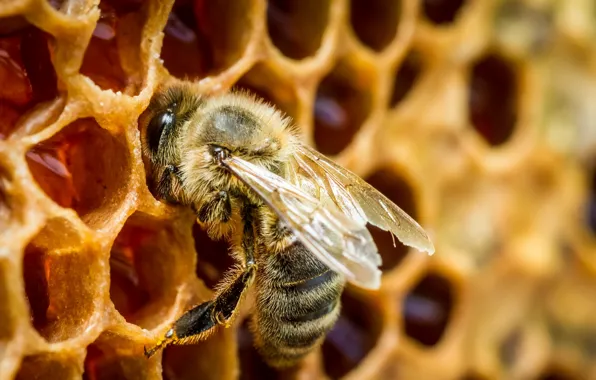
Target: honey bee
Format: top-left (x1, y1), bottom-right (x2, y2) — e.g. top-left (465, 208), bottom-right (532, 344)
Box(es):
top-left (139, 83), bottom-right (435, 367)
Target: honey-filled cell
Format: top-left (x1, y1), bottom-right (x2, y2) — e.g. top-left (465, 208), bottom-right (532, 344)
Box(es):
top-left (162, 327), bottom-right (236, 380)
top-left (0, 23), bottom-right (58, 139)
top-left (22, 243), bottom-right (102, 343)
top-left (161, 0), bottom-right (254, 80)
top-left (80, 0), bottom-right (146, 93)
top-left (16, 353), bottom-right (82, 380)
top-left (109, 212), bottom-right (192, 328)
top-left (83, 335), bottom-right (159, 380)
top-left (26, 118), bottom-right (130, 230)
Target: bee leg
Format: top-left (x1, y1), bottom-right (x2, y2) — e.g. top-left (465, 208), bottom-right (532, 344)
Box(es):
top-left (196, 190), bottom-right (232, 223)
top-left (144, 212), bottom-right (257, 358)
top-left (153, 164), bottom-right (183, 204)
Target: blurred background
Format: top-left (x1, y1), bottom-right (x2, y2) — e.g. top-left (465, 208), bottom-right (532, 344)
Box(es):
top-left (0, 0), bottom-right (595, 379)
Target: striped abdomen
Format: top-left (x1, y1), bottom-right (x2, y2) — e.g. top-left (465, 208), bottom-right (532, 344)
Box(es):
top-left (252, 241), bottom-right (345, 367)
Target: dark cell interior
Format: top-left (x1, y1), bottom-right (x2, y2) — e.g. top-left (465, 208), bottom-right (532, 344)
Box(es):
top-left (500, 328), bottom-right (521, 368)
top-left (350, 0), bottom-right (400, 51)
top-left (313, 62), bottom-right (372, 155)
top-left (193, 224), bottom-right (234, 289)
top-left (468, 53), bottom-right (518, 146)
top-left (322, 291), bottom-right (382, 379)
top-left (109, 223), bottom-right (153, 321)
top-left (80, 1), bottom-right (145, 93)
top-left (0, 24), bottom-right (57, 139)
top-left (402, 273), bottom-right (454, 347)
top-left (233, 63), bottom-right (299, 121)
top-left (538, 370), bottom-right (576, 380)
top-left (267, 0), bottom-right (330, 60)
top-left (364, 168), bottom-right (417, 271)
top-left (25, 118), bottom-right (130, 229)
top-left (390, 51), bottom-right (423, 107)
top-left (22, 243), bottom-right (99, 343)
top-left (422, 0), bottom-right (466, 25)
top-left (161, 0), bottom-right (253, 79)
top-left (15, 354), bottom-right (79, 380)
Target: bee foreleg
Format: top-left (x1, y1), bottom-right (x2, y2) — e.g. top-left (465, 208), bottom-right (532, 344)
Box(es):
top-left (196, 190), bottom-right (232, 223)
top-left (153, 164), bottom-right (184, 204)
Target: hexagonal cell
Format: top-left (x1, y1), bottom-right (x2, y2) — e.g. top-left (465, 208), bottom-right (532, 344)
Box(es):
top-left (322, 290), bottom-right (383, 379)
top-left (110, 212), bottom-right (193, 327)
top-left (587, 166), bottom-right (595, 234)
top-left (537, 369), bottom-right (576, 380)
top-left (402, 272), bottom-right (454, 347)
top-left (313, 60), bottom-right (373, 155)
top-left (422, 0), bottom-right (467, 25)
top-left (390, 50), bottom-right (423, 107)
top-left (350, 0), bottom-right (399, 52)
top-left (15, 353), bottom-right (81, 380)
top-left (193, 224), bottom-right (233, 290)
top-left (468, 53), bottom-right (518, 147)
top-left (161, 0), bottom-right (254, 80)
top-left (364, 168), bottom-right (418, 272)
top-left (80, 0), bottom-right (146, 93)
top-left (499, 328), bottom-right (522, 369)
top-left (162, 328), bottom-right (236, 380)
top-left (233, 63), bottom-right (299, 121)
top-left (26, 118), bottom-right (130, 230)
top-left (83, 334), bottom-right (158, 380)
top-left (0, 23), bottom-right (58, 139)
top-left (22, 242), bottom-right (102, 343)
top-left (266, 0), bottom-right (330, 60)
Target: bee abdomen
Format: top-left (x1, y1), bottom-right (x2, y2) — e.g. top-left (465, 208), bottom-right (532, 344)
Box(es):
top-left (253, 242), bottom-right (345, 368)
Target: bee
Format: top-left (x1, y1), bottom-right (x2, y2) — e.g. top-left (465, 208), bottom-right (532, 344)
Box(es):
top-left (139, 82), bottom-right (435, 367)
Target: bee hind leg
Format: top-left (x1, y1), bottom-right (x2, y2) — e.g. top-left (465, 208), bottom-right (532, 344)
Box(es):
top-left (144, 212), bottom-right (257, 358)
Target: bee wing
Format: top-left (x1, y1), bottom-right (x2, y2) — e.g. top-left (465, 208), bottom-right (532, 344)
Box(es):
top-left (223, 155), bottom-right (382, 289)
top-left (292, 144), bottom-right (435, 256)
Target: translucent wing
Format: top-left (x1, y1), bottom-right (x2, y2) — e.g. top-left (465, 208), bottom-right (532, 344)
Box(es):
top-left (291, 144), bottom-right (435, 256)
top-left (221, 155), bottom-right (382, 289)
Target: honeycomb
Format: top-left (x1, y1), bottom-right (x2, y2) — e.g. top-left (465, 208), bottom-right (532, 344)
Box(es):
top-left (1, 0), bottom-right (595, 379)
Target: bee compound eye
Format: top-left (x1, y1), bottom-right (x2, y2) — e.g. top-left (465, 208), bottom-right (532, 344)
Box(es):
top-left (147, 110), bottom-right (175, 154)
